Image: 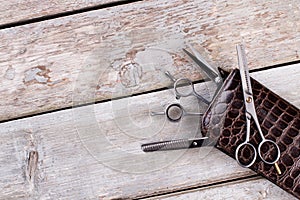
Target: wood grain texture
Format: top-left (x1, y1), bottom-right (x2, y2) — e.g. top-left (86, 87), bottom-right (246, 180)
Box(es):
top-left (0, 0), bottom-right (300, 121)
top-left (0, 0), bottom-right (125, 26)
top-left (155, 177), bottom-right (297, 200)
top-left (0, 65), bottom-right (298, 199)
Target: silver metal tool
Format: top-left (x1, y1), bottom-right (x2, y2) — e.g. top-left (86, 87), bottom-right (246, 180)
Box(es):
top-left (235, 44), bottom-right (281, 174)
top-left (143, 45), bottom-right (222, 151)
top-left (150, 69), bottom-right (209, 122)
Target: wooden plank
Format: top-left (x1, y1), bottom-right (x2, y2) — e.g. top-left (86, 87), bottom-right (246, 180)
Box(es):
top-left (0, 0), bottom-right (300, 121)
top-left (0, 65), bottom-right (298, 199)
top-left (154, 177), bottom-right (297, 200)
top-left (0, 0), bottom-right (125, 26)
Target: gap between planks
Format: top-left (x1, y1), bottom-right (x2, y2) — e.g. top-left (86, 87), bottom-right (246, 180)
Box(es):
top-left (0, 65), bottom-right (298, 199)
top-left (1, 0), bottom-right (300, 122)
top-left (136, 175), bottom-right (259, 199)
top-left (0, 0), bottom-right (142, 28)
top-left (142, 176), bottom-right (297, 200)
top-left (0, 62), bottom-right (298, 125)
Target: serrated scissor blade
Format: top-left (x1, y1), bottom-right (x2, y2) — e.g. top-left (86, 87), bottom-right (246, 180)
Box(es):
top-left (236, 44), bottom-right (252, 95)
top-left (141, 137), bottom-right (208, 152)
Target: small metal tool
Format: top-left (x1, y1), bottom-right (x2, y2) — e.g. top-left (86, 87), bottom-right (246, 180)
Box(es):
top-left (143, 44), bottom-right (224, 152)
top-left (235, 44), bottom-right (281, 174)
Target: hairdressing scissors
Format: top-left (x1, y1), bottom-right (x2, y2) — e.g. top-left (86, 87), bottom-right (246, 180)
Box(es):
top-left (150, 44), bottom-right (224, 122)
top-left (143, 44), bottom-right (222, 149)
top-left (165, 43), bottom-right (224, 104)
top-left (150, 70), bottom-right (208, 122)
top-left (236, 44), bottom-right (281, 174)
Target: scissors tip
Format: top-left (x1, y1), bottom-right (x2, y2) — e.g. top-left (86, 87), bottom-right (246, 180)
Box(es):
top-left (182, 48), bottom-right (190, 54)
top-left (182, 48), bottom-right (194, 58)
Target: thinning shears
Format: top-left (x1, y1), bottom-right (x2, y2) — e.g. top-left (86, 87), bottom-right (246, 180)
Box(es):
top-left (142, 44), bottom-right (282, 175)
top-left (150, 44), bottom-right (223, 122)
top-left (236, 44), bottom-right (281, 174)
top-left (143, 44), bottom-right (222, 147)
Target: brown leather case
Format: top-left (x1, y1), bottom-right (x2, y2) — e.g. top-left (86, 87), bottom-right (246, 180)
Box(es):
top-left (201, 69), bottom-right (300, 198)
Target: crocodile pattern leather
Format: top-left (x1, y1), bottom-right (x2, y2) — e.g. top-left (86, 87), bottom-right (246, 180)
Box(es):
top-left (202, 69), bottom-right (300, 198)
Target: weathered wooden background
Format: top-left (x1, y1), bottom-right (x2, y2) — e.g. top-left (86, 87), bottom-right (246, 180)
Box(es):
top-left (0, 0), bottom-right (299, 199)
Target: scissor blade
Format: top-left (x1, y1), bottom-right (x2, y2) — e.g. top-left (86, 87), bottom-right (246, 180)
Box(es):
top-left (183, 48), bottom-right (220, 84)
top-left (236, 44), bottom-right (253, 95)
top-left (141, 137), bottom-right (208, 152)
top-left (187, 44), bottom-right (219, 75)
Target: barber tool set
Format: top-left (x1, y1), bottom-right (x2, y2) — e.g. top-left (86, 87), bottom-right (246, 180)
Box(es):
top-left (141, 44), bottom-right (300, 198)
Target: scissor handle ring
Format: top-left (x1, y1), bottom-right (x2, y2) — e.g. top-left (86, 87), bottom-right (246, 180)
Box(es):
top-left (165, 103), bottom-right (184, 122)
top-left (235, 142), bottom-right (257, 168)
top-left (174, 78), bottom-right (194, 97)
top-left (258, 139), bottom-right (280, 165)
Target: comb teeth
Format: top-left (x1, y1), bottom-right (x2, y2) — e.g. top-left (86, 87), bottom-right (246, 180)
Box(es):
top-left (141, 139), bottom-right (191, 152)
